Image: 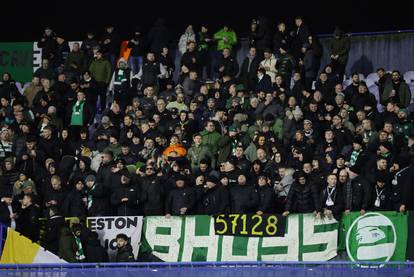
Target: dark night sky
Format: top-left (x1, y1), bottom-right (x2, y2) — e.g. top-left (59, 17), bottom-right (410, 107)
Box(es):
top-left (1, 1), bottom-right (413, 42)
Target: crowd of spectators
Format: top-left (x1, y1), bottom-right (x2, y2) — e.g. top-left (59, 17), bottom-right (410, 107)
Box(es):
top-left (0, 16), bottom-right (413, 262)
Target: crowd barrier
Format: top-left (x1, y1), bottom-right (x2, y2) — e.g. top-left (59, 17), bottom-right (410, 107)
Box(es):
top-left (0, 261), bottom-right (413, 276)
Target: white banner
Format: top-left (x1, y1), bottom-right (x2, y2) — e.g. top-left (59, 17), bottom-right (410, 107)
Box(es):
top-left (87, 216), bottom-right (143, 261)
top-left (143, 214), bottom-right (338, 262)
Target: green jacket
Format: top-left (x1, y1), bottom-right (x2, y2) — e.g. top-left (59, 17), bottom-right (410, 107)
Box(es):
top-left (217, 133), bottom-right (251, 164)
top-left (58, 227), bottom-right (77, 262)
top-left (214, 28), bottom-right (237, 51)
top-left (89, 58), bottom-right (112, 84)
top-left (104, 144), bottom-right (122, 159)
top-left (382, 80), bottom-right (412, 108)
top-left (395, 120), bottom-right (414, 141)
top-left (187, 144), bottom-right (215, 171)
top-left (271, 118), bottom-right (284, 141)
top-left (65, 51), bottom-right (88, 72)
top-left (244, 142), bottom-right (258, 162)
top-left (200, 130), bottom-right (221, 154)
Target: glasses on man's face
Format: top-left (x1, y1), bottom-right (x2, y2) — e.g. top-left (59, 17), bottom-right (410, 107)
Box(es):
top-left (146, 167), bottom-right (154, 171)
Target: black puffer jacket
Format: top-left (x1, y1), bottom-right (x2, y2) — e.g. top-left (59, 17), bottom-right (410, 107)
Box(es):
top-left (87, 183), bottom-right (110, 217)
top-left (165, 186), bottom-right (196, 216)
top-left (42, 215), bottom-right (65, 254)
top-left (62, 189), bottom-right (87, 217)
top-left (116, 244), bottom-right (135, 262)
top-left (197, 184), bottom-right (229, 215)
top-left (111, 182), bottom-right (140, 216)
top-left (229, 185), bottom-right (259, 214)
top-left (140, 175), bottom-right (165, 216)
top-left (85, 239), bottom-right (109, 263)
top-left (285, 181), bottom-right (320, 213)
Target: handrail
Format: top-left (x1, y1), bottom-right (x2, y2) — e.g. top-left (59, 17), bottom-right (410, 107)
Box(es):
top-left (1, 261), bottom-right (414, 269)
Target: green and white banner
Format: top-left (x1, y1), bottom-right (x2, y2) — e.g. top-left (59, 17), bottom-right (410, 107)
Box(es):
top-left (140, 214), bottom-right (338, 262)
top-left (339, 211), bottom-right (407, 262)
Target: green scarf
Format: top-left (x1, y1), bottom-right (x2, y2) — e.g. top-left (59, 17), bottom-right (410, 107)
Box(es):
top-left (70, 100), bottom-right (85, 126)
top-left (87, 184), bottom-right (96, 210)
top-left (350, 149), bottom-right (361, 166)
top-left (74, 233), bottom-right (85, 261)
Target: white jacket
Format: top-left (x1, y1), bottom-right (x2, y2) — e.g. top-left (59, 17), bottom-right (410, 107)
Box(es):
top-left (178, 32), bottom-right (196, 55)
top-left (260, 54), bottom-right (277, 83)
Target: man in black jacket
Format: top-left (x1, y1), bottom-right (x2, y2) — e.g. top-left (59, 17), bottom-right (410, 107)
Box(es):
top-left (283, 171), bottom-right (320, 216)
top-left (229, 174), bottom-right (259, 214)
top-left (344, 166), bottom-right (371, 215)
top-left (255, 68), bottom-right (272, 94)
top-left (165, 176), bottom-right (196, 216)
top-left (140, 166), bottom-right (165, 216)
top-left (239, 47), bottom-right (261, 92)
top-left (96, 150), bottom-right (115, 192)
top-left (101, 25), bottom-right (121, 70)
top-left (256, 174), bottom-right (275, 215)
top-left (215, 48), bottom-right (239, 79)
top-left (85, 231), bottom-right (109, 263)
top-left (115, 233), bottom-right (135, 262)
top-left (111, 171), bottom-right (140, 216)
top-left (370, 171), bottom-right (393, 211)
top-left (44, 175), bottom-right (68, 216)
top-left (180, 41), bottom-right (201, 76)
top-left (320, 174), bottom-right (344, 220)
top-left (42, 206), bottom-right (65, 255)
top-left (86, 175), bottom-right (110, 216)
top-left (0, 192), bottom-right (18, 228)
top-left (16, 194), bottom-right (40, 242)
top-left (127, 27), bottom-right (146, 75)
top-left (391, 158), bottom-right (413, 213)
top-left (197, 175), bottom-right (229, 215)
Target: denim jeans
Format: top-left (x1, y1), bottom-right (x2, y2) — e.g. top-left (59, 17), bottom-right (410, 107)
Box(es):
top-left (129, 56), bottom-right (143, 75)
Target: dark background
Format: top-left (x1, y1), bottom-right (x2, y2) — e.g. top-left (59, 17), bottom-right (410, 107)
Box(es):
top-left (1, 1), bottom-right (413, 42)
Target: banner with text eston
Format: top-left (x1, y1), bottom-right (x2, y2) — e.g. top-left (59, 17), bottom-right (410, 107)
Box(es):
top-left (87, 216), bottom-right (143, 261)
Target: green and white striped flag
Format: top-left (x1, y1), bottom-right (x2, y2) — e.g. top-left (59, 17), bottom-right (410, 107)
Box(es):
top-left (139, 214), bottom-right (338, 262)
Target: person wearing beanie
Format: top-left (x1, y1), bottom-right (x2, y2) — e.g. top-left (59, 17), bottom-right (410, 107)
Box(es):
top-left (344, 166), bottom-right (370, 215)
top-left (111, 170), bottom-right (140, 216)
top-left (196, 174), bottom-right (229, 215)
top-left (256, 174), bottom-right (275, 215)
top-left (165, 176), bottom-right (196, 217)
top-left (85, 174), bottom-right (109, 217)
top-left (330, 26), bottom-right (350, 83)
top-left (276, 43), bottom-right (296, 86)
top-left (283, 171), bottom-right (320, 217)
top-left (347, 134), bottom-right (367, 169)
top-left (108, 57), bottom-right (133, 111)
top-left (62, 177), bottom-right (87, 218)
top-left (59, 222), bottom-right (83, 262)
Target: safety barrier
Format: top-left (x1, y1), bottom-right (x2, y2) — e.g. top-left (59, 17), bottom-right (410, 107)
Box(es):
top-left (0, 261), bottom-right (413, 276)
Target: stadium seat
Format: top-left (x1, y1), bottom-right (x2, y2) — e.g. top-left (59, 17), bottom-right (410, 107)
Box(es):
top-left (342, 79), bottom-right (352, 88)
top-left (15, 82), bottom-right (23, 95)
top-left (365, 72), bottom-right (379, 86)
top-left (404, 71), bottom-right (414, 84)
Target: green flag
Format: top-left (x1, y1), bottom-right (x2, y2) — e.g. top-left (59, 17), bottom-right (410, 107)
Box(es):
top-left (0, 42), bottom-right (33, 83)
top-left (339, 211), bottom-right (407, 262)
